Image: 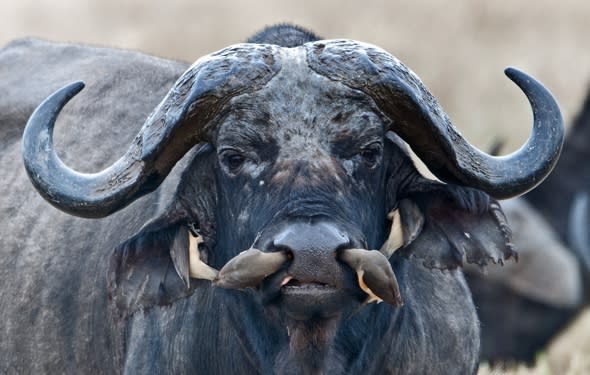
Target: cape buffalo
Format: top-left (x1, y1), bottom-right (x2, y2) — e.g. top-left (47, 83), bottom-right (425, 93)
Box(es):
top-left (0, 25), bottom-right (564, 374)
top-left (467, 83), bottom-right (590, 364)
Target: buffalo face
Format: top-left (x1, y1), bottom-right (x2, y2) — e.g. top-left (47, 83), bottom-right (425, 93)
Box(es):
top-left (211, 66), bottom-right (393, 319)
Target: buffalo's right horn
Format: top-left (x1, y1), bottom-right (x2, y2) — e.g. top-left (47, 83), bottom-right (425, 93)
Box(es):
top-left (22, 44), bottom-right (281, 218)
top-left (307, 40), bottom-right (564, 199)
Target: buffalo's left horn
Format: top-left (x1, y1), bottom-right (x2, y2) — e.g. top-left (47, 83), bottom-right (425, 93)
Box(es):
top-left (307, 41), bottom-right (564, 199)
top-left (22, 44), bottom-right (281, 218)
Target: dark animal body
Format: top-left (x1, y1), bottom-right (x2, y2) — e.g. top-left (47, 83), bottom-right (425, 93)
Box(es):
top-left (527, 90), bottom-right (590, 245)
top-left (0, 25), bottom-right (564, 374)
top-left (468, 85), bottom-right (590, 364)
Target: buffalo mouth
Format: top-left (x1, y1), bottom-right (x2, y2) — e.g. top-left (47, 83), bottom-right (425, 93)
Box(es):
top-left (214, 247), bottom-right (403, 320)
top-left (260, 270), bottom-right (355, 321)
top-left (213, 220), bottom-right (404, 320)
top-left (280, 286), bottom-right (349, 320)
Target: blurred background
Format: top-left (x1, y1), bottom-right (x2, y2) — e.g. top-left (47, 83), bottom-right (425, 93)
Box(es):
top-left (2, 0), bottom-right (589, 373)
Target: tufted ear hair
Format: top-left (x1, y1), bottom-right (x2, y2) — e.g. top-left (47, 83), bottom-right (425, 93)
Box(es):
top-left (394, 182), bottom-right (517, 270)
top-left (108, 222), bottom-right (189, 319)
top-left (108, 216), bottom-right (221, 320)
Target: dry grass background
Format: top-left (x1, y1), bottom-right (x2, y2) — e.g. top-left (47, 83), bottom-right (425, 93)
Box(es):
top-left (1, 1), bottom-right (589, 373)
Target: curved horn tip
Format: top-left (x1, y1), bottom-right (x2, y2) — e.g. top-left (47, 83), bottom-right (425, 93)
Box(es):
top-left (503, 67), bottom-right (562, 114)
top-left (491, 66), bottom-right (564, 198)
top-left (23, 81), bottom-right (86, 138)
top-left (66, 80), bottom-right (85, 93)
top-left (504, 66), bottom-right (523, 80)
top-left (50, 81), bottom-right (86, 104)
top-left (504, 66), bottom-right (537, 85)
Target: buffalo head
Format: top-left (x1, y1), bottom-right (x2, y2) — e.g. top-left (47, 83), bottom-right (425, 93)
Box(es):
top-left (22, 39), bottom-right (563, 368)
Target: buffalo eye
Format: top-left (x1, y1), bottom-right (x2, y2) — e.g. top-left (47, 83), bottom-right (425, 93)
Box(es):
top-left (219, 149), bottom-right (247, 174)
top-left (359, 143), bottom-right (382, 168)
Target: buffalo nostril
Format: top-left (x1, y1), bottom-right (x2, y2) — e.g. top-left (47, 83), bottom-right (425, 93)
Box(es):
top-left (271, 245), bottom-right (294, 260)
top-left (272, 222), bottom-right (351, 255)
top-left (270, 222), bottom-right (351, 286)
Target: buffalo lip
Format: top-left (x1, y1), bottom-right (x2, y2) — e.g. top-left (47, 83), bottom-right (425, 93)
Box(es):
top-left (259, 270), bottom-right (353, 320)
top-left (280, 277), bottom-right (336, 293)
top-left (275, 274), bottom-right (352, 320)
top-left (279, 282), bottom-right (349, 320)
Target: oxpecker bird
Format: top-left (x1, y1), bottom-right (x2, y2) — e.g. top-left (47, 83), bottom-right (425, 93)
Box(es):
top-left (215, 249), bottom-right (289, 290)
top-left (340, 249), bottom-right (403, 306)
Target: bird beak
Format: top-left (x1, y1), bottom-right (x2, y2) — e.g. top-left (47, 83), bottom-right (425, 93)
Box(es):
top-left (188, 231), bottom-right (219, 281)
top-left (380, 209), bottom-right (404, 258)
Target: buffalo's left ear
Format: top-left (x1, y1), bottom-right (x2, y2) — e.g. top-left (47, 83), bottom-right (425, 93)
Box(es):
top-left (108, 146), bottom-right (220, 319)
top-left (108, 222), bottom-right (215, 319)
top-left (396, 183), bottom-right (517, 270)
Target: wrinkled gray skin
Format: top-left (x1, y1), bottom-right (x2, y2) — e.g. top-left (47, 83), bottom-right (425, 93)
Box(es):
top-left (0, 39), bottom-right (189, 373)
top-left (0, 38), bottom-right (481, 375)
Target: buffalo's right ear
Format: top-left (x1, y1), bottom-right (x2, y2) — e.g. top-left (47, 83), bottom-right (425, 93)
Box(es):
top-left (383, 133), bottom-right (516, 270)
top-left (395, 184), bottom-right (517, 270)
top-left (108, 223), bottom-right (215, 319)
